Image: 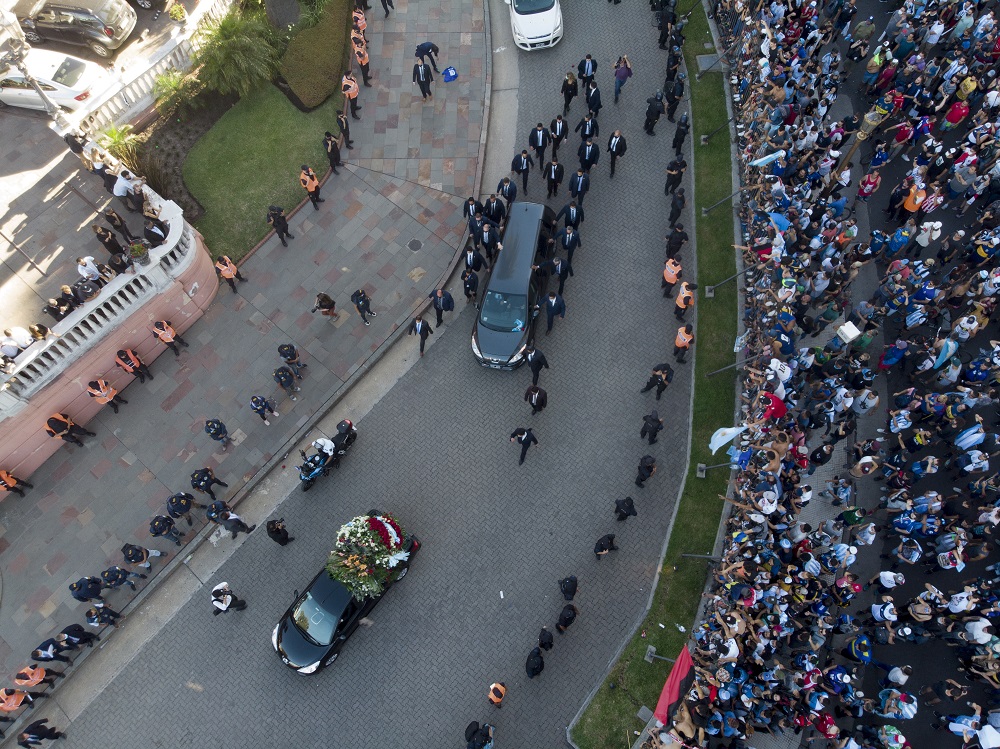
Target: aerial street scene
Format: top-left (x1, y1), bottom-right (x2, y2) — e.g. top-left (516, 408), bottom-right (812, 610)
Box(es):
top-left (1, 0), bottom-right (1000, 745)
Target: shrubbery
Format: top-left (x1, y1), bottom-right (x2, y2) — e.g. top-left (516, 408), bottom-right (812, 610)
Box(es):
top-left (280, 0), bottom-right (351, 109)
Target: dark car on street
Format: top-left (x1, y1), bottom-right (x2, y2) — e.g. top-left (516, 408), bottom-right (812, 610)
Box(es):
top-left (471, 202), bottom-right (555, 369)
top-left (271, 533), bottom-right (420, 674)
top-left (13, 0), bottom-right (138, 59)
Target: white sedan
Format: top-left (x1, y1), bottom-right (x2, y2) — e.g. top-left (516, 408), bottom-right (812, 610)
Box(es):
top-left (505, 0), bottom-right (563, 50)
top-left (0, 49), bottom-right (114, 112)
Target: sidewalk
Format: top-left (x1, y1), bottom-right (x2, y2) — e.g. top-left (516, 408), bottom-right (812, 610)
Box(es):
top-left (0, 0), bottom-right (487, 680)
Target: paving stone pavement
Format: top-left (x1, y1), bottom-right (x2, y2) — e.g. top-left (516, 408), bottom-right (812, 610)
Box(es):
top-left (40, 1), bottom-right (708, 747)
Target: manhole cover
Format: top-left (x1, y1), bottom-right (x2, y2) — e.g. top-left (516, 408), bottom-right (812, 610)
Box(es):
top-left (408, 239), bottom-right (423, 252)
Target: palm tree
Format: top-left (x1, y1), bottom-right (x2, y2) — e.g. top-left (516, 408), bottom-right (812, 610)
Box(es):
top-left (194, 10), bottom-right (280, 98)
top-left (98, 124), bottom-right (140, 170)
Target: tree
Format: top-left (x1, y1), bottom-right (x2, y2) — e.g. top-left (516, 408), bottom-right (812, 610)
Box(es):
top-left (194, 10), bottom-right (280, 98)
top-left (98, 124), bottom-right (140, 170)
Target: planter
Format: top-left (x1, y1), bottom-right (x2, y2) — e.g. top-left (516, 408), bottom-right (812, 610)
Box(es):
top-left (129, 241), bottom-right (152, 266)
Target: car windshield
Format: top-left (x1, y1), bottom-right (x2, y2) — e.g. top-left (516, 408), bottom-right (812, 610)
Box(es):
top-left (479, 290), bottom-right (527, 333)
top-left (52, 57), bottom-right (86, 87)
top-left (512, 0), bottom-right (555, 13)
top-left (291, 591), bottom-right (339, 646)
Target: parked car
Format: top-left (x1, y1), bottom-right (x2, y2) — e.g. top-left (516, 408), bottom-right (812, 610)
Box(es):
top-left (471, 202), bottom-right (555, 369)
top-left (272, 529), bottom-right (420, 674)
top-left (504, 0), bottom-right (563, 50)
top-left (12, 0), bottom-right (138, 59)
top-left (0, 49), bottom-right (114, 111)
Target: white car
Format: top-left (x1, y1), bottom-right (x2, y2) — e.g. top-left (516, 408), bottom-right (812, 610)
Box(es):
top-left (0, 50), bottom-right (114, 112)
top-left (505, 0), bottom-right (563, 50)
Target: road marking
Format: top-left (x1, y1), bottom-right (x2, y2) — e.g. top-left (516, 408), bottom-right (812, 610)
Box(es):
top-left (494, 46), bottom-right (507, 53)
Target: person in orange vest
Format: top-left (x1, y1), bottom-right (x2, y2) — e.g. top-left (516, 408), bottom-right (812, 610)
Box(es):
top-left (351, 7), bottom-right (367, 39)
top-left (0, 687), bottom-right (46, 713)
top-left (342, 71), bottom-right (361, 119)
top-left (152, 320), bottom-right (189, 357)
top-left (45, 413), bottom-right (96, 446)
top-left (0, 469), bottom-right (33, 497)
top-left (14, 664), bottom-right (63, 688)
top-left (87, 379), bottom-right (128, 414)
top-left (300, 165), bottom-right (324, 210)
top-left (115, 348), bottom-right (153, 382)
top-left (214, 255), bottom-right (247, 293)
top-left (661, 257), bottom-right (682, 297)
top-left (354, 41), bottom-right (373, 86)
top-left (674, 281), bottom-right (697, 321)
top-left (487, 681), bottom-right (506, 708)
top-left (674, 323), bottom-right (694, 363)
top-left (350, 23), bottom-right (366, 51)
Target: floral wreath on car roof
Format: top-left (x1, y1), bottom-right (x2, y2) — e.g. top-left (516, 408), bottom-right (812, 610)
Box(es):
top-left (325, 513), bottom-right (410, 598)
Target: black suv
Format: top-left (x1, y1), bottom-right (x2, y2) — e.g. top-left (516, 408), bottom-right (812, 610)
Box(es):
top-left (471, 202), bottom-right (555, 369)
top-left (14, 0), bottom-right (138, 59)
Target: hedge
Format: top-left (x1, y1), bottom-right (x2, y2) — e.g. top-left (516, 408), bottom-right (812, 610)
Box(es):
top-left (280, 0), bottom-right (353, 109)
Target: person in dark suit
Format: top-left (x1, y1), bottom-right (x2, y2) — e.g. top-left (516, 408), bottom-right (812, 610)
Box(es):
top-left (528, 123), bottom-right (551, 164)
top-left (614, 496), bottom-right (637, 521)
top-left (412, 57), bottom-right (434, 99)
top-left (555, 201), bottom-right (585, 229)
top-left (534, 256), bottom-right (571, 295)
top-left (478, 223), bottom-right (502, 264)
top-left (669, 188), bottom-right (686, 227)
top-left (578, 138), bottom-right (600, 173)
top-left (525, 647), bottom-right (545, 678)
top-left (544, 158), bottom-right (565, 198)
top-left (539, 292), bottom-right (566, 334)
top-left (468, 211), bottom-right (498, 247)
top-left (428, 288), bottom-right (455, 325)
top-left (640, 410), bottom-right (664, 444)
top-left (463, 246), bottom-right (488, 273)
top-left (550, 225), bottom-right (581, 271)
top-left (569, 169), bottom-right (591, 206)
top-left (58, 623), bottom-right (98, 649)
top-left (92, 225), bottom-right (122, 257)
top-left (585, 82), bottom-right (602, 117)
top-left (483, 194), bottom-right (506, 225)
top-left (266, 518), bottom-right (294, 545)
top-left (549, 115), bottom-right (568, 157)
top-left (577, 54), bottom-right (597, 89)
top-left (462, 268), bottom-right (479, 304)
top-left (607, 130), bottom-right (628, 178)
top-left (510, 150), bottom-right (535, 193)
top-left (497, 176), bottom-right (517, 208)
top-left (594, 533), bottom-right (618, 560)
top-left (414, 41), bottom-right (440, 71)
top-left (635, 455), bottom-right (657, 487)
top-left (556, 603), bottom-right (579, 633)
top-left (559, 575), bottom-right (578, 599)
top-left (574, 113), bottom-right (599, 142)
top-left (407, 315), bottom-right (433, 356)
top-left (144, 218), bottom-right (168, 247)
top-left (524, 347), bottom-right (549, 385)
top-left (463, 196), bottom-right (485, 220)
top-left (510, 427), bottom-right (538, 465)
top-left (524, 384), bottom-right (547, 414)
top-left (538, 626), bottom-right (555, 651)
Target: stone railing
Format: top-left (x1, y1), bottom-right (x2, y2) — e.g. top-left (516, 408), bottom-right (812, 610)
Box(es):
top-left (0, 190), bottom-right (196, 416)
top-left (74, 0), bottom-right (236, 134)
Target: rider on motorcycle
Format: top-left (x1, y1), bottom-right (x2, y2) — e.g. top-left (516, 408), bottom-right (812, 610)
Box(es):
top-left (311, 438), bottom-right (338, 469)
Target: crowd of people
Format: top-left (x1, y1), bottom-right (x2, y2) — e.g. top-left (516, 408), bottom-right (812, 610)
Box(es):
top-left (655, 0), bottom-right (1000, 746)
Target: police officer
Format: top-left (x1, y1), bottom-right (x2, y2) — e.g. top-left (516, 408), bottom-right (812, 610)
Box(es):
top-left (45, 412), bottom-right (95, 446)
top-left (324, 131), bottom-right (342, 175)
top-left (278, 343), bottom-right (307, 378)
top-left (640, 362), bottom-right (674, 400)
top-left (249, 395), bottom-right (279, 425)
top-left (101, 565), bottom-right (146, 592)
top-left (669, 188), bottom-right (686, 227)
top-left (666, 73), bottom-right (685, 121)
top-left (342, 71), bottom-right (361, 118)
top-left (203, 418), bottom-right (228, 449)
top-left (115, 347), bottom-right (153, 382)
top-left (121, 542), bottom-right (165, 571)
top-left (336, 110), bottom-right (354, 149)
top-left (267, 205), bottom-right (294, 247)
top-left (674, 281), bottom-right (696, 320)
top-left (150, 514), bottom-right (184, 546)
top-left (273, 365), bottom-right (300, 400)
top-left (190, 467), bottom-right (229, 501)
top-left (206, 499), bottom-right (232, 524)
top-left (641, 411), bottom-right (664, 445)
top-left (87, 379), bottom-right (128, 414)
top-left (487, 682), bottom-right (506, 708)
top-left (644, 91), bottom-right (665, 134)
top-left (662, 257), bottom-right (682, 296)
top-left (672, 113), bottom-right (690, 155)
top-left (69, 576), bottom-right (105, 605)
top-left (664, 155), bottom-right (686, 195)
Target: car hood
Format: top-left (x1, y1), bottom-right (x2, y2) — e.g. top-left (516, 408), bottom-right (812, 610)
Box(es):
top-left (474, 320), bottom-right (530, 364)
top-left (510, 4), bottom-right (561, 37)
top-left (275, 616), bottom-right (329, 669)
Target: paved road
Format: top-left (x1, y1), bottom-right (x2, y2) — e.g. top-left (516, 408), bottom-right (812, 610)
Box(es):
top-left (55, 1), bottom-right (702, 746)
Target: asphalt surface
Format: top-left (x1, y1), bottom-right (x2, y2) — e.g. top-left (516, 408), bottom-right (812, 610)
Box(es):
top-left (53, 1), bottom-right (702, 747)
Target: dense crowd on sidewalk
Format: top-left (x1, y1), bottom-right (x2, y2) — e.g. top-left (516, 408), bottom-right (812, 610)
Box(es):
top-left (655, 0), bottom-right (1000, 746)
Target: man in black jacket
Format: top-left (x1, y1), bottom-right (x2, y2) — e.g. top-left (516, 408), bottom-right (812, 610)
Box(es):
top-left (578, 138), bottom-right (600, 173)
top-left (524, 384), bottom-right (547, 414)
top-left (607, 130), bottom-right (628, 178)
top-left (510, 427), bottom-right (538, 465)
top-left (428, 288), bottom-right (455, 325)
top-left (510, 150), bottom-right (535, 193)
top-left (524, 347), bottom-right (549, 385)
top-left (641, 409), bottom-right (664, 444)
top-left (555, 201), bottom-right (585, 229)
top-left (407, 315), bottom-right (433, 356)
top-left (528, 122), bottom-right (551, 164)
top-left (544, 158), bottom-right (565, 198)
top-left (549, 115), bottom-right (568, 157)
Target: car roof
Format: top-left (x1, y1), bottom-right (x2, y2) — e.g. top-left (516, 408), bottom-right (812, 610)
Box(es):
top-left (21, 49), bottom-right (85, 78)
top-left (488, 202), bottom-right (548, 293)
top-left (13, 0), bottom-right (51, 17)
top-left (306, 569), bottom-right (355, 616)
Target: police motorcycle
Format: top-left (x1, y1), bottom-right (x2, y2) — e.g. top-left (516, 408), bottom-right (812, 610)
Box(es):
top-left (296, 419), bottom-right (358, 491)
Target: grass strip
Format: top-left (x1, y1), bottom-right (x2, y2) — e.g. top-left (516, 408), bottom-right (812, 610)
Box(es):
top-left (570, 5), bottom-right (738, 747)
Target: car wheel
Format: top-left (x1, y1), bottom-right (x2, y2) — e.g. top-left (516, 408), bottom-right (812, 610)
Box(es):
top-left (23, 30), bottom-right (44, 43)
top-left (301, 479), bottom-right (313, 492)
top-left (89, 42), bottom-right (111, 58)
top-left (135, 0), bottom-right (153, 8)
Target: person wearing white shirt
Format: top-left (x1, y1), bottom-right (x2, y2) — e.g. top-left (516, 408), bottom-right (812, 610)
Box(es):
top-left (77, 256), bottom-right (101, 283)
top-left (211, 582), bottom-right (247, 614)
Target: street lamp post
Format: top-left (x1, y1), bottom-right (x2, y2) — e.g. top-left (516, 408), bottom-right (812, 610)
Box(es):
top-left (820, 108), bottom-right (885, 200)
top-left (0, 9), bottom-right (72, 131)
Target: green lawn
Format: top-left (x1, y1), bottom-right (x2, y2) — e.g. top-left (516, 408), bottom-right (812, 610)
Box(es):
top-left (570, 5), bottom-right (738, 748)
top-left (183, 79), bottom-right (342, 261)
